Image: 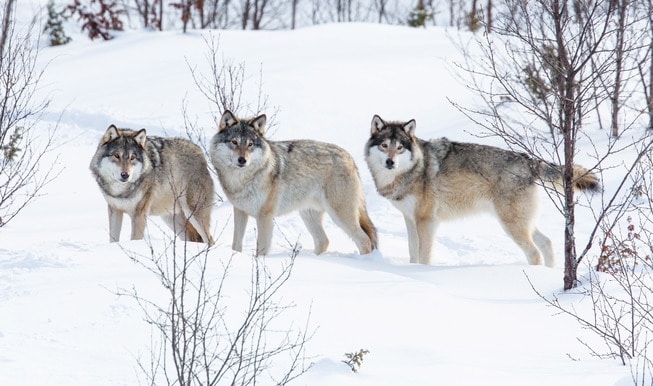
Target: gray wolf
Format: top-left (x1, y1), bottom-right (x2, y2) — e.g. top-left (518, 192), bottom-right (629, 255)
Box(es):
top-left (90, 125), bottom-right (215, 244)
top-left (209, 110), bottom-right (377, 256)
top-left (364, 115), bottom-right (599, 267)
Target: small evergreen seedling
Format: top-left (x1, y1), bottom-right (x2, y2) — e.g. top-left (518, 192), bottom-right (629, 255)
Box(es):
top-left (407, 0), bottom-right (433, 28)
top-left (43, 0), bottom-right (71, 46)
top-left (1, 126), bottom-right (23, 162)
top-left (343, 349), bottom-right (370, 373)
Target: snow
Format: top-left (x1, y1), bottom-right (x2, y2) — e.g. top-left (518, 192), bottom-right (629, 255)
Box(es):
top-left (0, 4), bottom-right (641, 385)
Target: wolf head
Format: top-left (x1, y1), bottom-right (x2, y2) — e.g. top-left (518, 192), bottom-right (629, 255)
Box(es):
top-left (211, 110), bottom-right (268, 169)
top-left (94, 125), bottom-right (147, 184)
top-left (365, 115), bottom-right (418, 173)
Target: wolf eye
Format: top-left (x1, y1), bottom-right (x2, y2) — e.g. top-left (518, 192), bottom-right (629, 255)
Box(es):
top-left (231, 139), bottom-right (238, 146)
top-left (381, 143), bottom-right (388, 149)
top-left (247, 141), bottom-right (253, 148)
top-left (130, 154), bottom-right (136, 161)
top-left (397, 145), bottom-right (404, 151)
top-left (113, 153), bottom-right (120, 160)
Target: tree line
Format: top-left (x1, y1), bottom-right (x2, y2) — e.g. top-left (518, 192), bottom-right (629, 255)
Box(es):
top-left (51, 0), bottom-right (491, 36)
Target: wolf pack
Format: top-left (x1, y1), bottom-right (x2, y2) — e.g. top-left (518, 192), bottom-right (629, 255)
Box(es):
top-left (90, 110), bottom-right (600, 267)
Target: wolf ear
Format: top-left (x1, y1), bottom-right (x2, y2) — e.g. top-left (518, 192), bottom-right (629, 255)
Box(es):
top-left (251, 114), bottom-right (267, 136)
top-left (133, 129), bottom-right (147, 148)
top-left (403, 119), bottom-right (416, 137)
top-left (219, 110), bottom-right (238, 132)
top-left (371, 115), bottom-right (385, 135)
top-left (101, 125), bottom-right (121, 144)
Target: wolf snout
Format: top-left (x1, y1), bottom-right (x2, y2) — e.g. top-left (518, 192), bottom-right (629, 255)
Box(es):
top-left (120, 171), bottom-right (130, 181)
top-left (237, 156), bottom-right (247, 167)
top-left (385, 158), bottom-right (395, 169)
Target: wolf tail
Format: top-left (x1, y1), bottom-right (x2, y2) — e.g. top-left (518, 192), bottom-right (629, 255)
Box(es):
top-left (359, 206), bottom-right (378, 251)
top-left (537, 161), bottom-right (600, 193)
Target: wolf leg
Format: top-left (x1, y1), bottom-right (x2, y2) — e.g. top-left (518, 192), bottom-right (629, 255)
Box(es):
top-left (495, 191), bottom-right (544, 265)
top-left (181, 202), bottom-right (214, 245)
top-left (193, 208), bottom-right (215, 245)
top-left (499, 218), bottom-right (543, 265)
top-left (533, 228), bottom-right (554, 267)
top-left (255, 214), bottom-right (274, 256)
top-left (232, 207), bottom-right (248, 252)
top-left (161, 212), bottom-right (205, 243)
top-left (108, 206), bottom-right (124, 242)
top-left (299, 209), bottom-right (329, 254)
top-left (131, 211), bottom-right (147, 240)
top-left (415, 217), bottom-right (436, 264)
top-left (403, 214), bottom-right (419, 263)
top-left (326, 205), bottom-right (373, 255)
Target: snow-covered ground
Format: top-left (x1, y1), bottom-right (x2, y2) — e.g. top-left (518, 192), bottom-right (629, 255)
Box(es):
top-left (0, 3), bottom-right (643, 385)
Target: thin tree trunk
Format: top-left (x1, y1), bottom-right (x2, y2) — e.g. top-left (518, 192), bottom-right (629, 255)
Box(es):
top-left (253, 0), bottom-right (260, 29)
top-left (158, 0), bottom-right (163, 30)
top-left (649, 38), bottom-right (653, 129)
top-left (0, 0), bottom-right (16, 62)
top-left (552, 0), bottom-right (579, 290)
top-left (291, 0), bottom-right (298, 29)
top-left (241, 0), bottom-right (250, 29)
top-left (378, 0), bottom-right (386, 23)
top-left (486, 0), bottom-right (492, 32)
top-left (611, 0), bottom-right (626, 137)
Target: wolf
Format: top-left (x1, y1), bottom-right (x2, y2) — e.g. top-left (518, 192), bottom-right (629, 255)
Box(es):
top-left (90, 125), bottom-right (215, 244)
top-left (209, 110), bottom-right (377, 256)
top-left (364, 115), bottom-right (599, 267)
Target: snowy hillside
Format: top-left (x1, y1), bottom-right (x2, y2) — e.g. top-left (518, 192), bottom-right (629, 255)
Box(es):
top-left (0, 3), bottom-right (643, 386)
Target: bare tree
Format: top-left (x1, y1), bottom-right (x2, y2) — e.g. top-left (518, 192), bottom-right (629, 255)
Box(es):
top-left (451, 1), bottom-right (653, 289)
top-left (528, 149), bottom-right (653, 382)
top-left (0, 0), bottom-right (15, 59)
top-left (251, 0), bottom-right (267, 29)
top-left (170, 0), bottom-right (193, 32)
top-left (1, 3), bottom-right (60, 228)
top-left (485, 0), bottom-right (492, 32)
top-left (374, 0), bottom-right (387, 23)
top-left (239, 0), bottom-right (251, 29)
top-left (291, 0), bottom-right (299, 29)
top-left (638, 0), bottom-right (653, 130)
top-left (447, 0), bottom-right (465, 28)
top-left (201, 0), bottom-right (232, 29)
top-left (118, 226), bottom-right (312, 385)
top-left (68, 0), bottom-right (126, 40)
top-left (132, 0), bottom-right (163, 30)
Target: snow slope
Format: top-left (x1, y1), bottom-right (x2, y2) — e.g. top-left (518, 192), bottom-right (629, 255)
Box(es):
top-left (0, 6), bottom-right (640, 385)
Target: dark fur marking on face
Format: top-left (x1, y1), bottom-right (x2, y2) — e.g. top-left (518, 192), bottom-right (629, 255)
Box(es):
top-left (287, 142), bottom-right (294, 153)
top-left (216, 122), bottom-right (264, 147)
top-left (369, 125), bottom-right (414, 152)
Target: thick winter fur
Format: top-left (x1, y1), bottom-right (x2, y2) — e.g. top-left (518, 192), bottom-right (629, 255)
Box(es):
top-left (364, 115), bottom-right (599, 267)
top-left (90, 125), bottom-right (215, 244)
top-left (209, 110), bottom-right (377, 256)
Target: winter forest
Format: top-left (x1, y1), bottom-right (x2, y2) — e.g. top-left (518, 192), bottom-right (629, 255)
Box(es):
top-left (2, 0), bottom-right (653, 385)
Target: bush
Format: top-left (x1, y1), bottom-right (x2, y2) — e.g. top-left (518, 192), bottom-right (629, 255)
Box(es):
top-left (342, 349), bottom-right (370, 373)
top-left (67, 0), bottom-right (125, 40)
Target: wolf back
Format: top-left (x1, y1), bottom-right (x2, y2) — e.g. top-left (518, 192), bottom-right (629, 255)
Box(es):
top-left (209, 110), bottom-right (377, 256)
top-left (90, 125), bottom-right (215, 244)
top-left (364, 115), bottom-right (598, 267)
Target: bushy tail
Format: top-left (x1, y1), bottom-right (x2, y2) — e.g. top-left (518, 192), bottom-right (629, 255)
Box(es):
top-left (359, 207), bottom-right (378, 251)
top-left (537, 161), bottom-right (600, 193)
top-left (572, 166), bottom-right (600, 192)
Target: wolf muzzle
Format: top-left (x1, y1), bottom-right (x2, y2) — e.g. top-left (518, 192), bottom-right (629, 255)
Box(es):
top-left (120, 171), bottom-right (130, 181)
top-left (237, 156), bottom-right (247, 167)
top-left (385, 158), bottom-right (395, 169)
